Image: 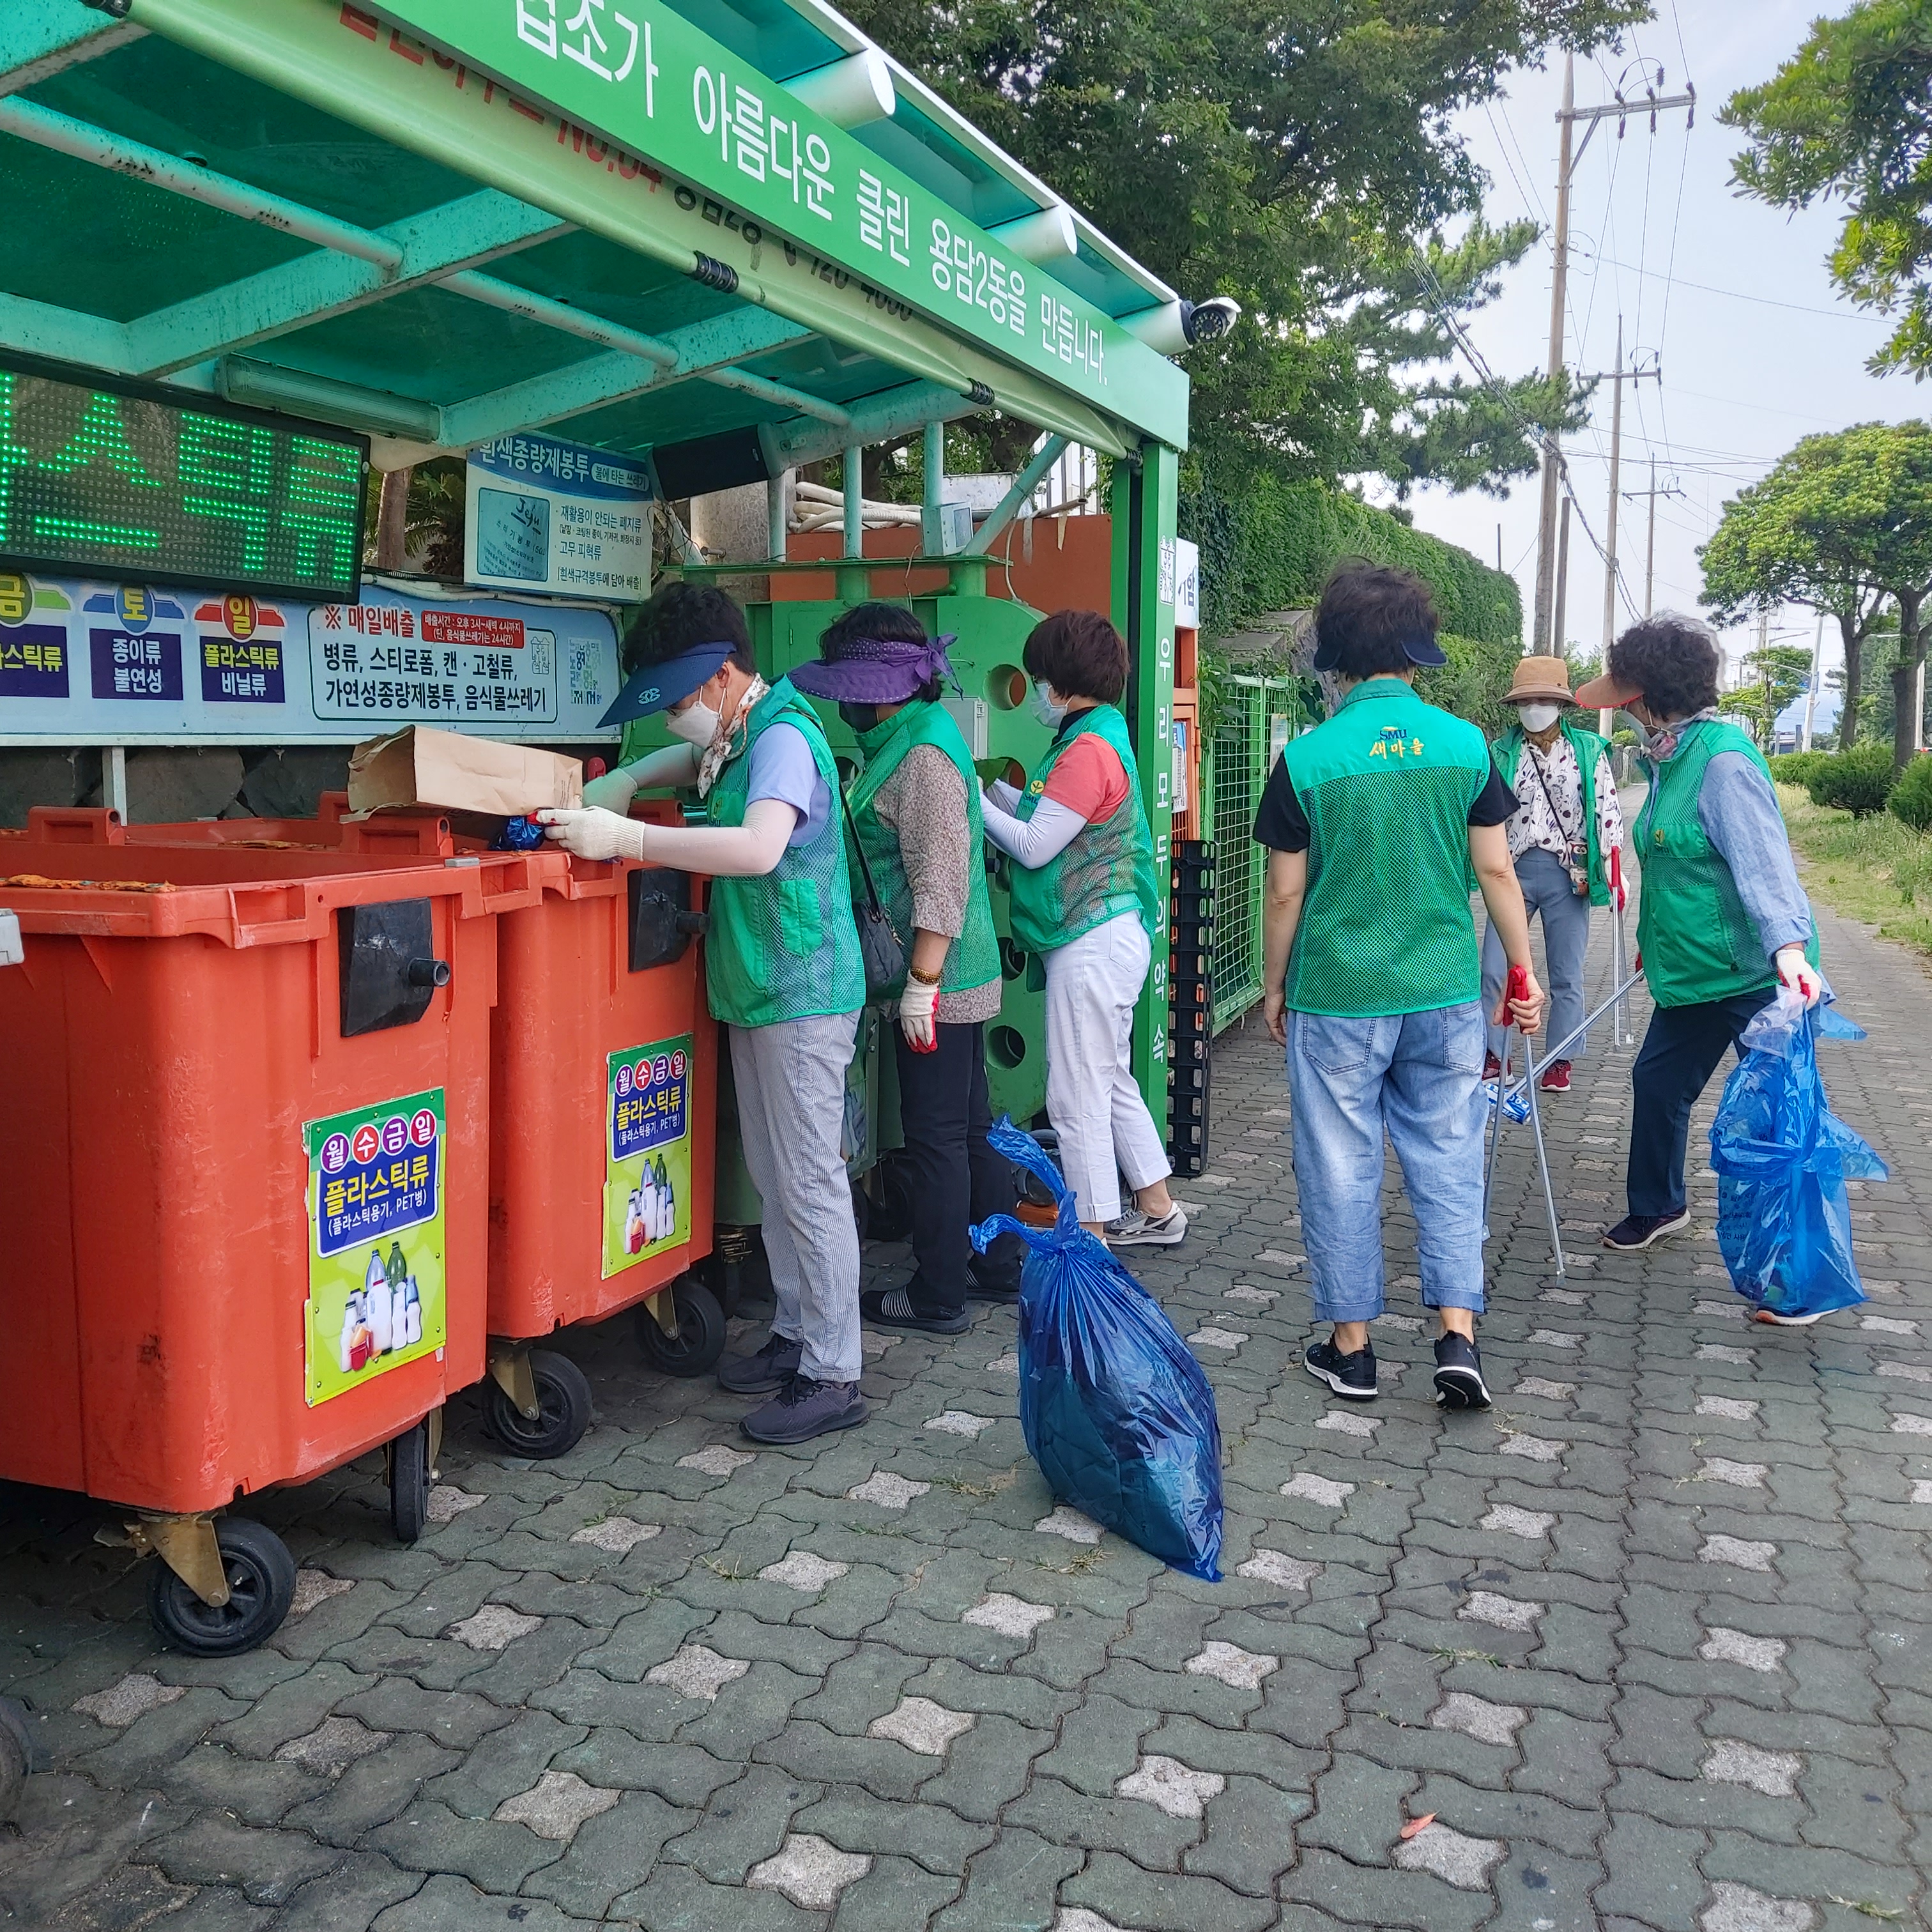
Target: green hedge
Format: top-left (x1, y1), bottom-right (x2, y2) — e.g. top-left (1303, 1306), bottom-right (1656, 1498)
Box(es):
top-left (1768, 751), bottom-right (1831, 789)
top-left (1890, 753), bottom-right (1932, 833)
top-left (1180, 468), bottom-right (1521, 649)
top-left (1807, 743), bottom-right (1897, 819)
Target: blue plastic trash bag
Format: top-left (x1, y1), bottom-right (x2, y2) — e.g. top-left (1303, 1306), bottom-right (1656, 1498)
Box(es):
top-left (971, 1119), bottom-right (1223, 1581)
top-left (1708, 992), bottom-right (1888, 1321)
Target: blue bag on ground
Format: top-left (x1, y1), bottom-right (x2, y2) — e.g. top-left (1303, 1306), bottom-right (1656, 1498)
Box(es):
top-left (971, 1119), bottom-right (1223, 1581)
top-left (1708, 993), bottom-right (1887, 1321)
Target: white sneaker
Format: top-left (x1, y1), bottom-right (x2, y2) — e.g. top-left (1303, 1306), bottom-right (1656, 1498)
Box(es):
top-left (1105, 1206), bottom-right (1188, 1247)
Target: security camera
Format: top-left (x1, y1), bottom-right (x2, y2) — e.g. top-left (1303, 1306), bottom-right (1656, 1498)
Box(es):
top-left (1181, 297), bottom-right (1241, 346)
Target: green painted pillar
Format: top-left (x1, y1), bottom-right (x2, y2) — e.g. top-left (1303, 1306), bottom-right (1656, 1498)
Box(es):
top-left (1112, 443), bottom-right (1178, 1121)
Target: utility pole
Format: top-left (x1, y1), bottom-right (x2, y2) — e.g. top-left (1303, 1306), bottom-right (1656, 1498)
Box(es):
top-left (1756, 608), bottom-right (1771, 751)
top-left (1552, 497), bottom-right (1572, 657)
top-left (1621, 456), bottom-right (1685, 617)
top-left (1532, 59), bottom-right (1696, 652)
top-left (1591, 325), bottom-right (1660, 731)
top-left (1801, 608), bottom-right (1824, 753)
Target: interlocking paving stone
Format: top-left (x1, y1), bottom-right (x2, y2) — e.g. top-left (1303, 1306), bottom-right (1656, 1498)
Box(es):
top-left (1114, 1753), bottom-right (1225, 1818)
top-left (12, 881), bottom-right (1932, 1928)
top-left (73, 1673), bottom-right (187, 1727)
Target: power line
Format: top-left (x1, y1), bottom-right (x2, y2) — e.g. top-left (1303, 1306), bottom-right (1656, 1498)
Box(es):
top-left (1572, 249), bottom-right (1884, 321)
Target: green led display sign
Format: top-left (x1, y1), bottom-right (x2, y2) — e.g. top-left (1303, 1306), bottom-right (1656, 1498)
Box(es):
top-left (0, 354), bottom-right (367, 602)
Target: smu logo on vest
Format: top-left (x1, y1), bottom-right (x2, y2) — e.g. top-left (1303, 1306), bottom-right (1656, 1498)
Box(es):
top-left (1370, 723), bottom-right (1425, 761)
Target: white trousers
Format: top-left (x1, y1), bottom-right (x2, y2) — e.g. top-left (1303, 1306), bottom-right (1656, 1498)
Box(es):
top-left (1043, 912), bottom-right (1172, 1222)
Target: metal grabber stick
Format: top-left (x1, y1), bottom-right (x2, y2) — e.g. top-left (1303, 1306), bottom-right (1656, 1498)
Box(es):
top-left (1611, 847), bottom-right (1632, 1047)
top-left (1507, 965), bottom-right (1567, 1281)
top-left (1501, 967), bottom-right (1646, 1104)
top-left (1482, 1030), bottom-right (1510, 1228)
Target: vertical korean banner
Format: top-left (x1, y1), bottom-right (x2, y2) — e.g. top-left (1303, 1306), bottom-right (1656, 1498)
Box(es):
top-left (602, 1036), bottom-right (694, 1278)
top-left (304, 1090), bottom-right (448, 1404)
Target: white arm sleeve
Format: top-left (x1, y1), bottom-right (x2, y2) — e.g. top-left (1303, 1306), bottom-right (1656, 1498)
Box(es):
top-left (980, 792), bottom-right (1086, 870)
top-left (632, 797), bottom-right (797, 877)
top-left (988, 779), bottom-right (1023, 812)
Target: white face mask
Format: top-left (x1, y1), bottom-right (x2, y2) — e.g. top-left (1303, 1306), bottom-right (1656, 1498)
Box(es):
top-left (665, 695), bottom-right (722, 747)
top-left (1032, 680), bottom-right (1068, 728)
top-left (1518, 702), bottom-right (1562, 733)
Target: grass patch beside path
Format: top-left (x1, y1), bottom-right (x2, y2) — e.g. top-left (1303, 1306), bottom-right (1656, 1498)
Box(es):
top-left (1776, 783), bottom-right (1932, 963)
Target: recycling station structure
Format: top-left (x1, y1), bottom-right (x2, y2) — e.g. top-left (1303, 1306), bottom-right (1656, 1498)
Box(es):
top-left (0, 0), bottom-right (1202, 1653)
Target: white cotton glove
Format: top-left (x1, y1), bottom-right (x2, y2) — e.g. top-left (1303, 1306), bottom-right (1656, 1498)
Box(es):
top-left (537, 806), bottom-right (646, 863)
top-left (898, 977), bottom-right (939, 1053)
top-left (582, 767), bottom-right (640, 813)
top-left (1775, 944), bottom-right (1823, 1009)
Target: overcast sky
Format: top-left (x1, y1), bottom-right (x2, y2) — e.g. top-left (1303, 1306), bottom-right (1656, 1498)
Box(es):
top-left (1390, 1), bottom-right (1921, 689)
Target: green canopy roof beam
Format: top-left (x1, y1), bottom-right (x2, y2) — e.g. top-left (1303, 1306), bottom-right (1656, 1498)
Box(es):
top-left (438, 270), bottom-right (678, 369)
top-left (0, 96), bottom-right (404, 270)
top-left (0, 288), bottom-right (134, 369)
top-left (1, 1), bottom-right (142, 95)
top-left (760, 379), bottom-right (976, 476)
top-left (702, 365), bottom-right (848, 430)
top-left (130, 195), bottom-right (572, 377)
top-left (963, 434), bottom-right (1068, 556)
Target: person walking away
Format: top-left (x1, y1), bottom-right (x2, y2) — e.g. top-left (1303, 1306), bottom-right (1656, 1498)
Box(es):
top-left (1573, 616), bottom-right (1824, 1274)
top-left (1479, 656), bottom-right (1626, 1092)
top-left (540, 583), bottom-right (870, 1443)
top-left (1255, 562), bottom-right (1547, 1410)
top-left (979, 610), bottom-right (1184, 1246)
top-left (788, 603), bottom-right (1023, 1333)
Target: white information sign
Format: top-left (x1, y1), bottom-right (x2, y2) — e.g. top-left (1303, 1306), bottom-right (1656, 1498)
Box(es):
top-left (0, 573), bottom-right (622, 746)
top-left (1174, 538), bottom-right (1200, 631)
top-left (464, 432), bottom-right (654, 598)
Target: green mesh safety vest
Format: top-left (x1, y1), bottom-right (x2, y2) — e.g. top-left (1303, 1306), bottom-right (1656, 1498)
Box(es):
top-left (1006, 703), bottom-right (1159, 954)
top-left (1495, 719), bottom-right (1612, 906)
top-left (847, 699), bottom-right (1000, 1000)
top-left (703, 678), bottom-right (866, 1027)
top-left (1280, 678), bottom-right (1491, 1017)
top-left (1634, 717), bottom-right (1819, 1009)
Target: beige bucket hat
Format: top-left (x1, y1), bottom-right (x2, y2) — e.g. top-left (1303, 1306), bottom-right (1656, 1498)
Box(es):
top-left (1502, 655), bottom-right (1579, 706)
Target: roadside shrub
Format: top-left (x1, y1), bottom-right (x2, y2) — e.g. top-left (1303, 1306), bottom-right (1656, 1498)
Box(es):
top-left (1890, 753), bottom-right (1932, 834)
top-left (1769, 750), bottom-right (1830, 789)
top-left (1807, 743), bottom-right (1897, 819)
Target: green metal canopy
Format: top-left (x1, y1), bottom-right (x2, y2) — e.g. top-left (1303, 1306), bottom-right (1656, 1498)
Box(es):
top-left (1, 0), bottom-right (1191, 485)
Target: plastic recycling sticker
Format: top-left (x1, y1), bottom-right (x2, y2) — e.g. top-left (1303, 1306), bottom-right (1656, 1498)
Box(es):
top-left (602, 1037), bottom-right (693, 1279)
top-left (303, 1089), bottom-right (448, 1405)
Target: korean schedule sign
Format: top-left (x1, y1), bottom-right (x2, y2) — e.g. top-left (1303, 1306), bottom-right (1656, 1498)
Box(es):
top-left (303, 1090), bottom-right (448, 1406)
top-left (0, 353), bottom-right (365, 604)
top-left (602, 1036), bottom-right (692, 1279)
top-left (464, 431), bottom-right (652, 597)
top-left (0, 572), bottom-right (623, 745)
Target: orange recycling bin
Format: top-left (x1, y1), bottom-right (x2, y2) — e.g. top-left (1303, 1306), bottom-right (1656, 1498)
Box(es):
top-left (0, 832), bottom-right (535, 1656)
top-left (34, 800), bottom-right (725, 1462)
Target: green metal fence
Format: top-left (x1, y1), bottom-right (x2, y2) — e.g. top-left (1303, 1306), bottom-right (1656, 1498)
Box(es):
top-left (1203, 673), bottom-right (1307, 1032)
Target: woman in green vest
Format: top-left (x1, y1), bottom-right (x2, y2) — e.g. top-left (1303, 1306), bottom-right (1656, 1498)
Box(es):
top-left (540, 583), bottom-right (870, 1445)
top-left (1575, 616), bottom-right (1826, 1278)
top-left (790, 604), bottom-right (1024, 1334)
top-left (979, 610), bottom-right (1184, 1245)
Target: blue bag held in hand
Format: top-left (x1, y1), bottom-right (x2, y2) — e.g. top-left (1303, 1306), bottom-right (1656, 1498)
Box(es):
top-left (1708, 992), bottom-right (1888, 1322)
top-left (971, 1119), bottom-right (1223, 1581)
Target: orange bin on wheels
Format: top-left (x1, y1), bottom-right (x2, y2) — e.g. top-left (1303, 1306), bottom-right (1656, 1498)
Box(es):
top-left (0, 831), bottom-right (535, 1655)
top-left (47, 797), bottom-right (728, 1462)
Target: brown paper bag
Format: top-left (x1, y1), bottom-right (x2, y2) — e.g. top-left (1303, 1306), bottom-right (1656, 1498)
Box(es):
top-left (347, 726), bottom-right (582, 820)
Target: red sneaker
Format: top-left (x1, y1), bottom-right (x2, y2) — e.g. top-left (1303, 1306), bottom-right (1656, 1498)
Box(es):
top-left (1482, 1052), bottom-right (1502, 1080)
top-left (1538, 1059), bottom-right (1572, 1092)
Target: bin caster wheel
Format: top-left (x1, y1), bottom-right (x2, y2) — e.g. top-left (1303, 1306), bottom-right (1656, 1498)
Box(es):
top-left (0, 1698), bottom-right (40, 1823)
top-left (483, 1349), bottom-right (592, 1460)
top-left (390, 1418), bottom-right (433, 1544)
top-left (865, 1156), bottom-right (914, 1244)
top-left (147, 1519), bottom-right (295, 1659)
top-left (636, 1276), bottom-right (726, 1378)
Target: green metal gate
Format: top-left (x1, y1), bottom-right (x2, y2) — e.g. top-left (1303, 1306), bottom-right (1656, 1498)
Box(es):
top-left (1202, 672), bottom-right (1306, 1032)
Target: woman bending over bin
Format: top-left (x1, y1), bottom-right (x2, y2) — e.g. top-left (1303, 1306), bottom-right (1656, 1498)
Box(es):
top-left (1572, 615), bottom-right (1825, 1264)
top-left (979, 610), bottom-right (1184, 1246)
top-left (542, 583), bottom-right (870, 1447)
top-left (789, 603), bottom-right (1024, 1334)
top-left (1255, 562), bottom-right (1546, 1411)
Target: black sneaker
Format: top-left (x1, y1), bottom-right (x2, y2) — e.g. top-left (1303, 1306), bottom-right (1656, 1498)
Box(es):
top-left (740, 1375), bottom-right (870, 1445)
top-left (861, 1286), bottom-right (969, 1336)
top-left (1602, 1209), bottom-right (1692, 1252)
top-left (717, 1331), bottom-right (802, 1395)
top-left (1433, 1333), bottom-right (1491, 1411)
top-left (1303, 1338), bottom-right (1377, 1401)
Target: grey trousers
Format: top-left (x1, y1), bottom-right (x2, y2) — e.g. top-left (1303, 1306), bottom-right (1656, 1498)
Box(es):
top-left (1481, 847), bottom-right (1594, 1065)
top-left (730, 1010), bottom-right (862, 1384)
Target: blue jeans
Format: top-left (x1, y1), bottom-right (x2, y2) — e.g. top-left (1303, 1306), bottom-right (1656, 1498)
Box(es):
top-left (1286, 1002), bottom-right (1489, 1326)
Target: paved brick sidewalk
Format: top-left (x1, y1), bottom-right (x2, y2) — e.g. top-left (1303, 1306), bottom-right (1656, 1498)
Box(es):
top-left (3, 887), bottom-right (1928, 1932)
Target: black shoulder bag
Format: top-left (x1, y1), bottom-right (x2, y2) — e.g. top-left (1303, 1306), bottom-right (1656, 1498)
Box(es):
top-left (838, 784), bottom-right (907, 996)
